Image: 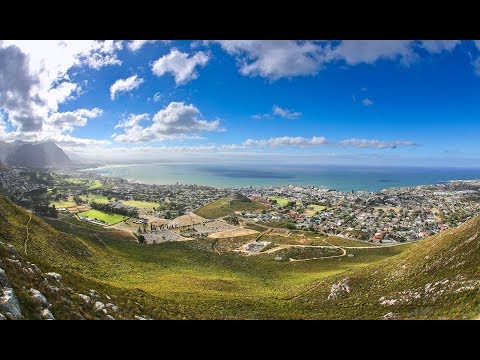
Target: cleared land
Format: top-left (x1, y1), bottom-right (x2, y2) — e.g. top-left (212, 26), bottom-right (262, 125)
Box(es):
top-left (268, 197), bottom-right (290, 206)
top-left (208, 228), bottom-right (259, 239)
top-left (122, 200), bottom-right (161, 209)
top-left (78, 209), bottom-right (127, 225)
top-left (305, 204), bottom-right (327, 216)
top-left (51, 199), bottom-right (76, 208)
top-left (194, 196), bottom-right (266, 219)
top-left (88, 180), bottom-right (103, 190)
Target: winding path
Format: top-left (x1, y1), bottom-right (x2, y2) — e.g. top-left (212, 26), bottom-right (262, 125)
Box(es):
top-left (24, 212), bottom-right (32, 256)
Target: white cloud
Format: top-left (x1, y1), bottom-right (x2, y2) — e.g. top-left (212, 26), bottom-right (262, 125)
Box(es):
top-left (127, 40), bottom-right (157, 52)
top-left (74, 108), bottom-right (103, 118)
top-left (252, 113), bottom-right (272, 120)
top-left (340, 138), bottom-right (417, 149)
top-left (114, 102), bottom-right (221, 143)
top-left (475, 40), bottom-right (480, 50)
top-left (420, 40), bottom-right (460, 54)
top-left (0, 40), bottom-right (122, 144)
top-left (76, 40), bottom-right (123, 70)
top-left (473, 58), bottom-right (480, 76)
top-left (243, 136), bottom-right (328, 147)
top-left (331, 40), bottom-right (415, 65)
top-left (215, 40), bottom-right (327, 79)
top-left (272, 105), bottom-right (302, 119)
top-left (153, 92), bottom-right (162, 102)
top-left (47, 134), bottom-right (110, 148)
top-left (114, 113), bottom-right (149, 129)
top-left (47, 108), bottom-right (103, 133)
top-left (110, 75), bottom-right (144, 100)
top-left (362, 98), bottom-right (374, 106)
top-left (151, 49), bottom-right (210, 85)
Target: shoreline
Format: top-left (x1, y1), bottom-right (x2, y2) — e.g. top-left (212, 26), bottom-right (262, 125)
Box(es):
top-left (76, 162), bottom-right (480, 193)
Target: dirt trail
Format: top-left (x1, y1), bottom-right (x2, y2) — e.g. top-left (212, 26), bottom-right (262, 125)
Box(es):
top-left (24, 212), bottom-right (32, 255)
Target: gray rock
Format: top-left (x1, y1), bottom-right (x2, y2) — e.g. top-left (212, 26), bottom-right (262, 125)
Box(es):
top-left (102, 309), bottom-right (108, 315)
top-left (94, 301), bottom-right (105, 311)
top-left (0, 267), bottom-right (9, 287)
top-left (383, 312), bottom-right (400, 320)
top-left (274, 256), bottom-right (283, 261)
top-left (46, 272), bottom-right (62, 282)
top-left (106, 315), bottom-right (115, 320)
top-left (47, 285), bottom-right (60, 293)
top-left (78, 294), bottom-right (91, 303)
top-left (135, 315), bottom-right (147, 320)
top-left (347, 254), bottom-right (355, 258)
top-left (29, 288), bottom-right (48, 306)
top-left (28, 263), bottom-right (41, 273)
top-left (0, 288), bottom-right (22, 320)
top-left (7, 244), bottom-right (18, 257)
top-left (106, 303), bottom-right (118, 312)
top-left (105, 294), bottom-right (111, 300)
top-left (41, 308), bottom-right (55, 320)
top-left (89, 289), bottom-right (98, 297)
top-left (327, 278), bottom-right (351, 300)
top-left (5, 258), bottom-right (22, 267)
top-left (0, 313), bottom-right (6, 320)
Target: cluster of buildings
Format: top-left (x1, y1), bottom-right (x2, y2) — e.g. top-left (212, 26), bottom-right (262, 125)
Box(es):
top-left (0, 169), bottom-right (48, 202)
top-left (238, 182), bottom-right (480, 243)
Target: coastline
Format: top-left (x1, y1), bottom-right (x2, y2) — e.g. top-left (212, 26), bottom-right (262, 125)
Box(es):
top-left (78, 162), bottom-right (480, 193)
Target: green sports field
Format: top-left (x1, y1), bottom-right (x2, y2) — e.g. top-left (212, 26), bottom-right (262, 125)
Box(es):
top-left (77, 209), bottom-right (127, 225)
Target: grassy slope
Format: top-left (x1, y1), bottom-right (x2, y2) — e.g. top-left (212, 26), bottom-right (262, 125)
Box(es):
top-left (0, 197), bottom-right (175, 320)
top-left (3, 194), bottom-right (480, 319)
top-left (294, 215), bottom-right (480, 319)
top-left (194, 196), bottom-right (266, 219)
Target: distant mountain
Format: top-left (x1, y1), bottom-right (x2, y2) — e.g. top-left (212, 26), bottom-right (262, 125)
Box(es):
top-left (4, 141), bottom-right (71, 168)
top-left (0, 141), bottom-right (13, 163)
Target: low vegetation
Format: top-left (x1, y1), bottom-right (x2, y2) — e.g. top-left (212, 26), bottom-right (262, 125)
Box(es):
top-left (2, 193), bottom-right (480, 320)
top-left (194, 194), bottom-right (266, 219)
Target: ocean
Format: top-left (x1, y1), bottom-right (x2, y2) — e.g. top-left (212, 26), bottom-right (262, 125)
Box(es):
top-left (81, 163), bottom-right (480, 192)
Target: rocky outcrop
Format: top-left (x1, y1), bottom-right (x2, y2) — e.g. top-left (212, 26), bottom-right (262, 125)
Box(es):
top-left (0, 268), bottom-right (8, 287)
top-left (0, 288), bottom-right (22, 320)
top-left (46, 272), bottom-right (62, 282)
top-left (327, 278), bottom-right (351, 300)
top-left (41, 309), bottom-right (55, 320)
top-left (30, 289), bottom-right (48, 306)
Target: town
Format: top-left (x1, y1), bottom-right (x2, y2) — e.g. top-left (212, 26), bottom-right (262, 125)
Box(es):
top-left (1, 166), bottom-right (480, 244)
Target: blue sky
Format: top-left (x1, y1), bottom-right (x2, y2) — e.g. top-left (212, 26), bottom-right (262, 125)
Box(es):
top-left (1, 40), bottom-right (480, 166)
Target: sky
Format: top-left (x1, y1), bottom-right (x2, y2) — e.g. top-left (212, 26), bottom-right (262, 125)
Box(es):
top-left (1, 39), bottom-right (480, 166)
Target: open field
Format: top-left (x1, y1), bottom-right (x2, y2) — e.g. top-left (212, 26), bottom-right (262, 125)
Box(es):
top-left (51, 199), bottom-right (76, 208)
top-left (194, 196), bottom-right (265, 219)
top-left (122, 200), bottom-right (161, 209)
top-left (88, 180), bottom-right (103, 190)
top-left (208, 228), bottom-right (259, 239)
top-left (80, 195), bottom-right (111, 204)
top-left (78, 209), bottom-right (128, 225)
top-left (305, 204), bottom-right (327, 216)
top-left (268, 197), bottom-right (290, 206)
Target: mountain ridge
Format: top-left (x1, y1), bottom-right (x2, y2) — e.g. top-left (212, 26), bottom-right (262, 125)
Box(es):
top-left (0, 140), bottom-right (71, 168)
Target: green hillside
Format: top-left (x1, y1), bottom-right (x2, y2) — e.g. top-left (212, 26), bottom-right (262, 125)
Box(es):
top-left (194, 194), bottom-right (266, 219)
top-left (2, 194), bottom-right (480, 320)
top-left (292, 215), bottom-right (480, 319)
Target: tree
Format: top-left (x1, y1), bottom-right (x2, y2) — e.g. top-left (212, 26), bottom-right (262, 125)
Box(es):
top-left (138, 235), bottom-right (146, 244)
top-left (138, 227), bottom-right (142, 234)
